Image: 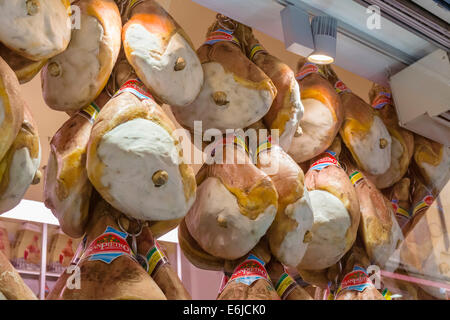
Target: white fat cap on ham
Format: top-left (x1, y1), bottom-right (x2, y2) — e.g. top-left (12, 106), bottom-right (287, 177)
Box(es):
top-left (297, 189), bottom-right (351, 270)
top-left (42, 14), bottom-right (105, 110)
top-left (172, 62), bottom-right (273, 132)
top-left (124, 24), bottom-right (203, 107)
top-left (96, 118), bottom-right (194, 221)
top-left (275, 188), bottom-right (314, 267)
top-left (278, 78), bottom-right (304, 151)
top-left (350, 116), bottom-right (392, 175)
top-left (0, 145), bottom-right (41, 214)
top-left (0, 0), bottom-right (71, 61)
top-left (288, 98), bottom-right (335, 163)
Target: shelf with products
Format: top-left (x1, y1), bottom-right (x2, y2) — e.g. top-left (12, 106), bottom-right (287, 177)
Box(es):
top-left (16, 269), bottom-right (61, 279)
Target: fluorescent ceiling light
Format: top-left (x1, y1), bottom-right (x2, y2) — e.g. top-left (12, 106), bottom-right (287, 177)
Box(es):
top-left (1, 199), bottom-right (59, 225)
top-left (157, 228), bottom-right (179, 243)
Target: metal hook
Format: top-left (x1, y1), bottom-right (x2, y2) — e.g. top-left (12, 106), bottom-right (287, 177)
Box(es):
top-left (121, 0), bottom-right (145, 23)
top-left (106, 59), bottom-right (135, 98)
top-left (216, 13), bottom-right (236, 32)
top-left (117, 214), bottom-right (143, 237)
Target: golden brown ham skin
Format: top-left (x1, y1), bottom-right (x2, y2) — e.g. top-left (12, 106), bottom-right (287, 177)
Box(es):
top-left (0, 56), bottom-right (25, 162)
top-left (185, 135), bottom-right (278, 260)
top-left (340, 151), bottom-right (403, 269)
top-left (0, 43), bottom-right (46, 84)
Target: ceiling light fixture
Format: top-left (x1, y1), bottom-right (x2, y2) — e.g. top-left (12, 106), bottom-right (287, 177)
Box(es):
top-left (308, 15), bottom-right (338, 64)
top-left (280, 4), bottom-right (315, 57)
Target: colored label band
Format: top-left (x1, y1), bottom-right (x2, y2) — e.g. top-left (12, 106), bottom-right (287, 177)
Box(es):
top-left (335, 266), bottom-right (372, 297)
top-left (249, 44), bottom-right (267, 61)
top-left (412, 195), bottom-right (434, 217)
top-left (309, 150), bottom-right (340, 171)
top-left (391, 199), bottom-right (410, 218)
top-left (349, 171), bottom-right (364, 186)
top-left (382, 288), bottom-right (393, 300)
top-left (81, 226), bottom-right (133, 264)
top-left (396, 206), bottom-right (410, 219)
top-left (275, 273), bottom-right (298, 300)
top-left (372, 91), bottom-right (392, 110)
top-left (335, 80), bottom-right (352, 94)
top-left (113, 79), bottom-right (153, 101)
top-left (295, 62), bottom-right (326, 81)
top-left (78, 102), bottom-right (100, 124)
top-left (146, 241), bottom-right (169, 278)
top-left (256, 137), bottom-right (272, 157)
top-left (204, 28), bottom-right (240, 47)
top-left (325, 282), bottom-right (335, 300)
top-left (226, 254), bottom-right (270, 288)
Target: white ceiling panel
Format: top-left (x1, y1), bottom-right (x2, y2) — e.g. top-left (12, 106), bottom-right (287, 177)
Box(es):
top-left (191, 0), bottom-right (440, 84)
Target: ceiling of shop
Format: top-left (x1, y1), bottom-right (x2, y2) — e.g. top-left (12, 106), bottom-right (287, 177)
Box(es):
top-left (191, 0), bottom-right (445, 85)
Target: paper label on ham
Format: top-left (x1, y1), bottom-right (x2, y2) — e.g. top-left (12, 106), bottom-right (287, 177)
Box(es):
top-left (204, 28), bottom-right (240, 47)
top-left (372, 92), bottom-right (392, 109)
top-left (349, 171), bottom-right (364, 186)
top-left (336, 266), bottom-right (372, 297)
top-left (81, 227), bottom-right (133, 264)
top-left (225, 254), bottom-right (270, 288)
top-left (249, 44), bottom-right (267, 61)
top-left (275, 273), bottom-right (298, 300)
top-left (309, 150), bottom-right (340, 171)
top-left (112, 79), bottom-right (154, 101)
top-left (411, 194), bottom-right (434, 218)
top-left (334, 80), bottom-right (352, 94)
top-left (295, 62), bottom-right (325, 81)
top-left (145, 241), bottom-right (169, 277)
top-left (78, 103), bottom-right (100, 124)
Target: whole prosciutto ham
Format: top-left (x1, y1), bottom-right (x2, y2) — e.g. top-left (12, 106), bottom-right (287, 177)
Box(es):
top-left (184, 133), bottom-right (278, 260)
top-left (242, 27), bottom-right (303, 151)
top-left (325, 65), bottom-right (392, 176)
top-left (42, 0), bottom-right (122, 112)
top-left (122, 0), bottom-right (203, 107)
top-left (288, 59), bottom-right (343, 163)
top-left (364, 84), bottom-right (414, 188)
top-left (171, 16), bottom-right (276, 133)
top-left (297, 137), bottom-right (360, 273)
